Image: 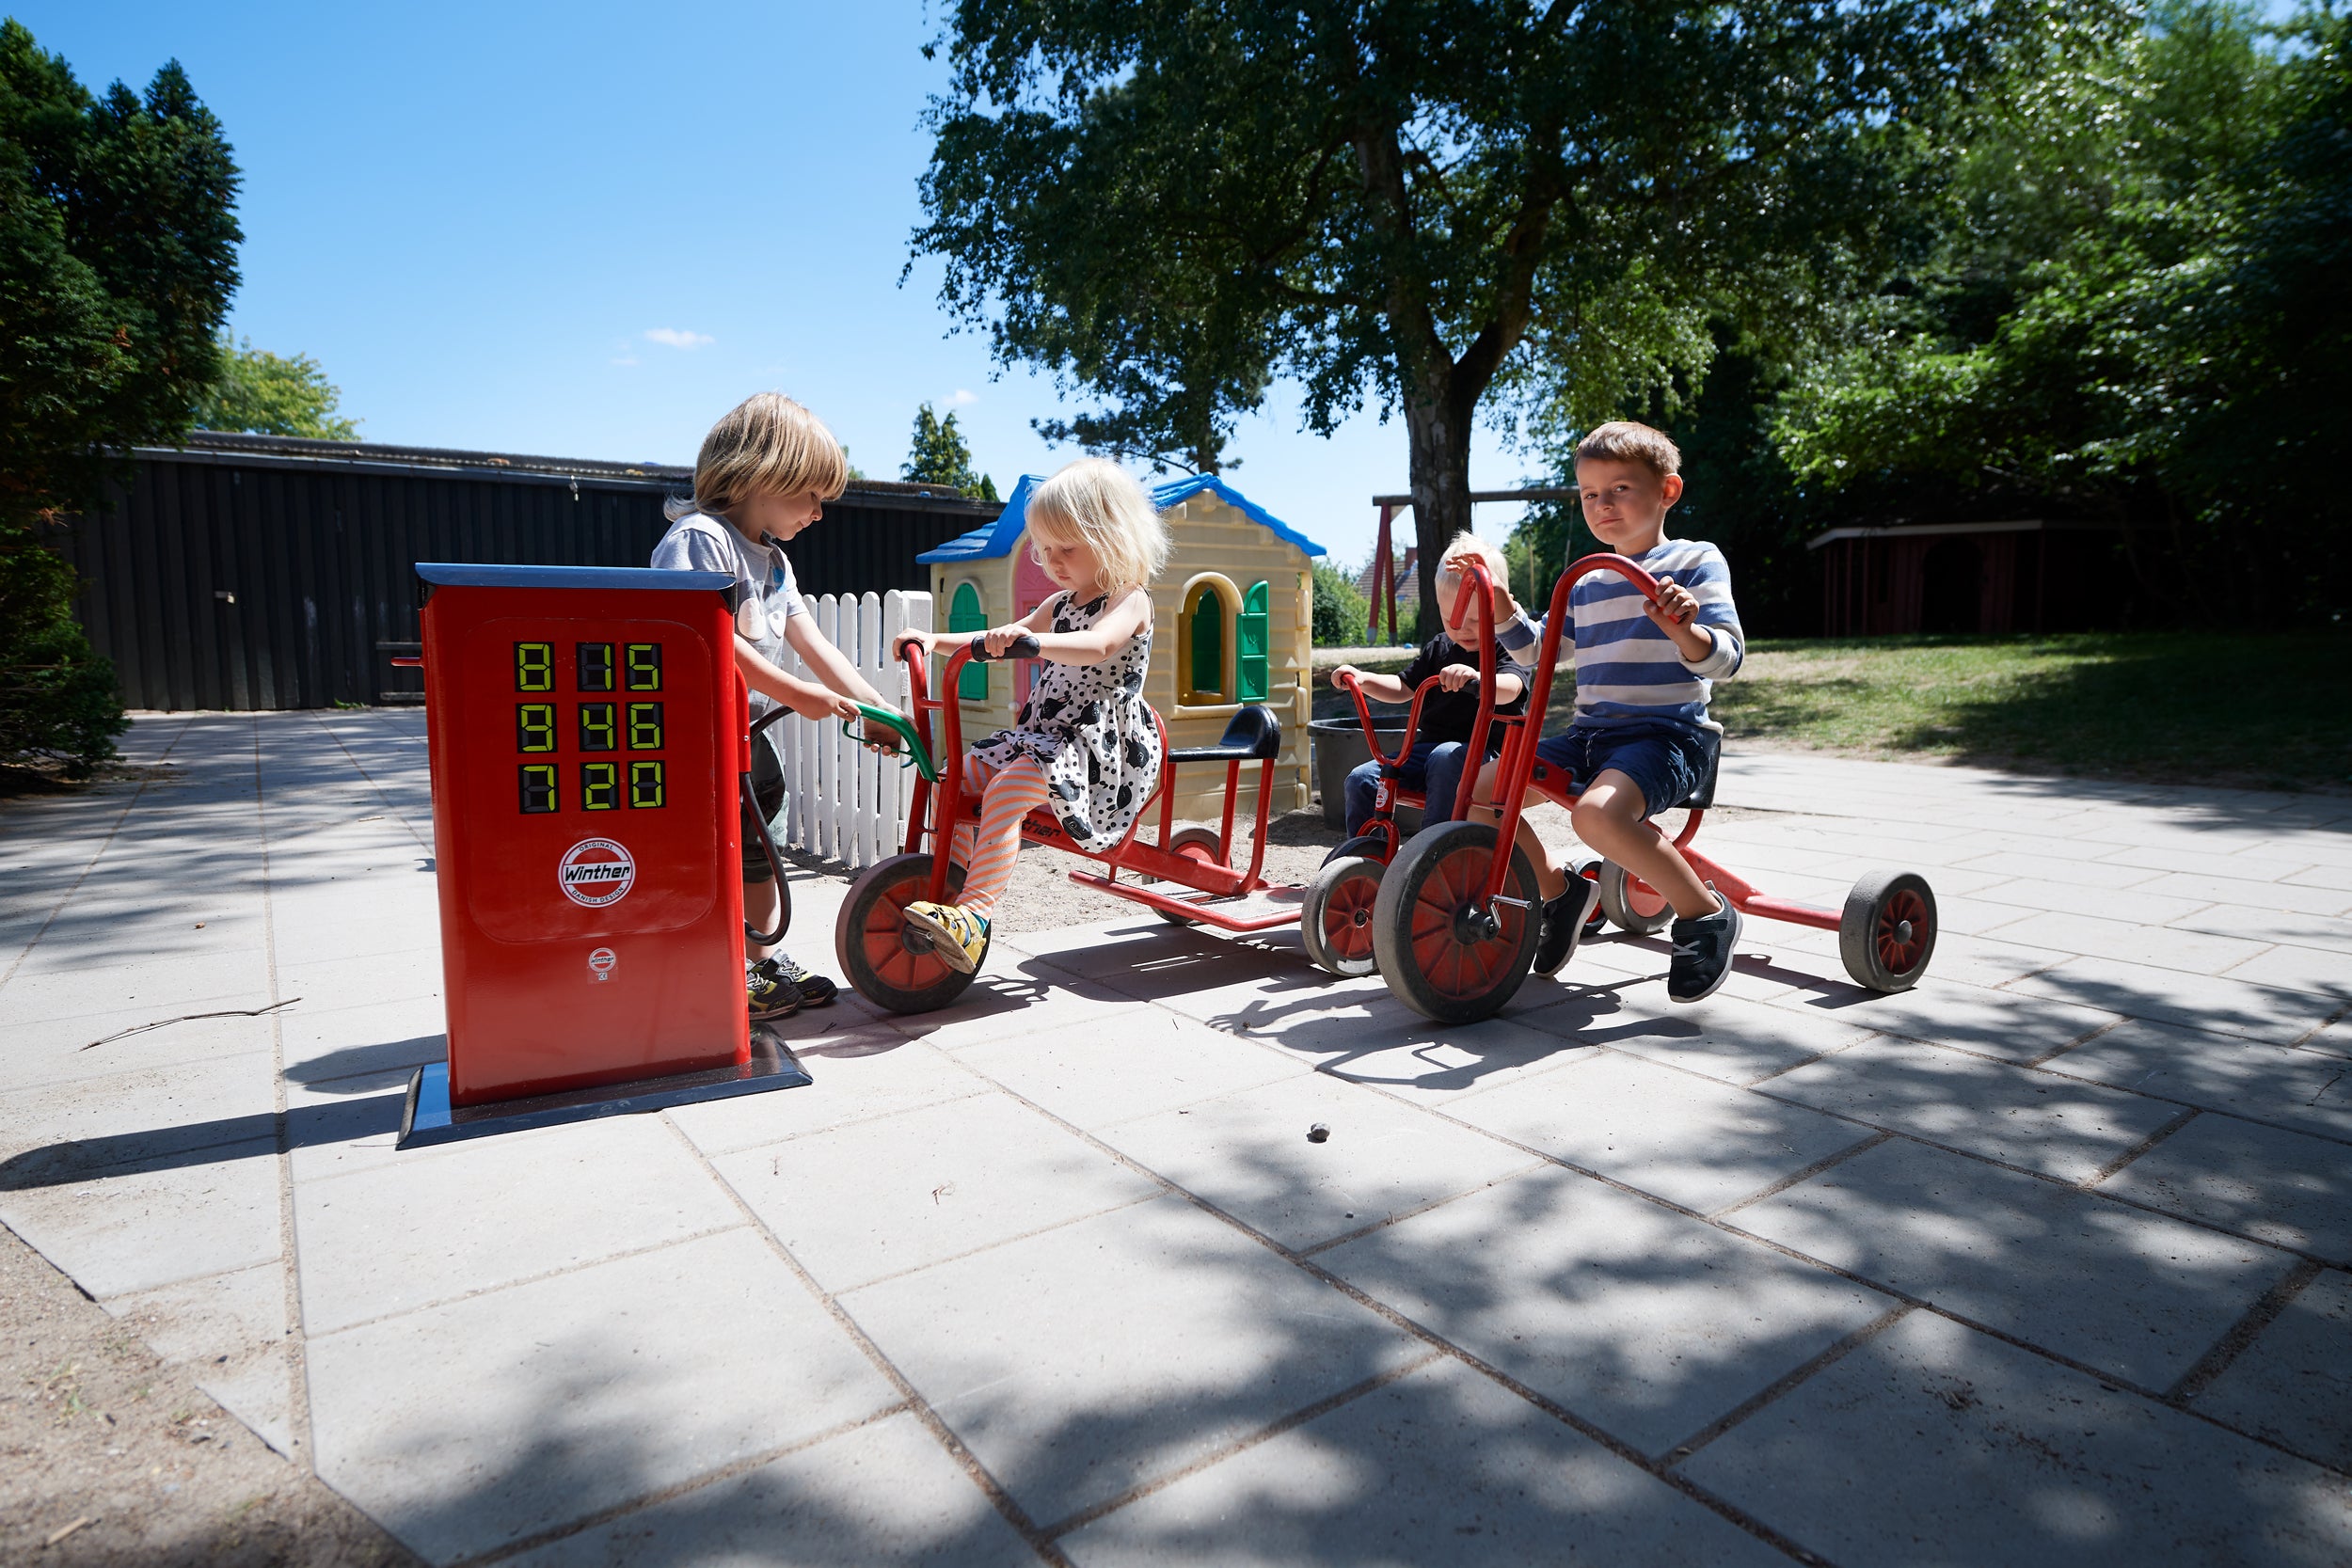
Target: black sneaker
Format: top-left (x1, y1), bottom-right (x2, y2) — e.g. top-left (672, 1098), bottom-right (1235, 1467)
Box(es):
top-left (1668, 894), bottom-right (1741, 1004)
top-left (1532, 878), bottom-right (1599, 976)
top-left (763, 952), bottom-right (837, 1007)
top-left (747, 958), bottom-right (803, 1022)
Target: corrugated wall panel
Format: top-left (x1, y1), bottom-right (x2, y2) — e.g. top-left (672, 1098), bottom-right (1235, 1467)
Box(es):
top-left (54, 453), bottom-right (995, 711)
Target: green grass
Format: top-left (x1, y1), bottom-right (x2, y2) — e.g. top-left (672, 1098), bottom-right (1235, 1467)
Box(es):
top-left (1708, 633), bottom-right (2352, 792)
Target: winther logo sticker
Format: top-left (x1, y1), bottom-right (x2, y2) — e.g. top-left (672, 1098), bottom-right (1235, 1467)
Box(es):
top-left (558, 839), bottom-right (636, 908)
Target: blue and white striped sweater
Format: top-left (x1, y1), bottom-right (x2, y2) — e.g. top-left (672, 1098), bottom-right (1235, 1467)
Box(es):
top-left (1498, 537), bottom-right (1744, 732)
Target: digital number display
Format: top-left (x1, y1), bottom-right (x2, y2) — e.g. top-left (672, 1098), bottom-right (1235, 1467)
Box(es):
top-left (506, 640), bottom-right (670, 813)
top-left (516, 642), bottom-right (554, 692)
top-left (518, 763), bottom-right (558, 813)
top-left (628, 702), bottom-right (664, 751)
top-left (516, 704), bottom-right (557, 752)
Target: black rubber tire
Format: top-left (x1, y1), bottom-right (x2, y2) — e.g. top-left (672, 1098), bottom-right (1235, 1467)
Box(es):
top-left (1597, 860), bottom-right (1674, 936)
top-left (1568, 855), bottom-right (1609, 937)
top-left (1321, 833), bottom-right (1389, 868)
top-left (1371, 819), bottom-right (1543, 1024)
top-left (834, 852), bottom-right (981, 1014)
top-left (1155, 825), bottom-right (1226, 926)
top-left (1839, 869), bottom-right (1938, 992)
top-left (1301, 853), bottom-right (1385, 978)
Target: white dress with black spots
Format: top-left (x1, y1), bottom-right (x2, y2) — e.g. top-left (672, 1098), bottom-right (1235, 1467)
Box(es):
top-left (968, 591), bottom-right (1159, 853)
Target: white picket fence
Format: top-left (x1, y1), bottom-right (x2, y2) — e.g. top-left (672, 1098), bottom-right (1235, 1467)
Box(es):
top-left (761, 589), bottom-right (932, 870)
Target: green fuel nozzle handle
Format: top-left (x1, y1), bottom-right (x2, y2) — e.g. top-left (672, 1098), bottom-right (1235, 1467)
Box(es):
top-left (840, 703), bottom-right (940, 782)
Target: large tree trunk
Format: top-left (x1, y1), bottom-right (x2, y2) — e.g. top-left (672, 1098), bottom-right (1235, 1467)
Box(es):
top-left (1402, 382), bottom-right (1477, 641)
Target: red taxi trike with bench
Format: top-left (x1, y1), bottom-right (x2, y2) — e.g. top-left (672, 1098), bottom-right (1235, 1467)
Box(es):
top-left (1359, 551), bottom-right (1941, 1023)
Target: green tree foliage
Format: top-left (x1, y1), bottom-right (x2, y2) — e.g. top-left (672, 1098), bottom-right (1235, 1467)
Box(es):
top-left (901, 402), bottom-right (1000, 500)
top-left (0, 23), bottom-right (238, 771)
top-left (1310, 560), bottom-right (1367, 648)
top-left (914, 0), bottom-right (2015, 635)
top-left (1771, 2), bottom-right (2350, 623)
top-left (194, 333), bottom-right (357, 438)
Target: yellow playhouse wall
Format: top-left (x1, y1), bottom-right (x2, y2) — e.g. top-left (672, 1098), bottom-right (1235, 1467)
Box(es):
top-left (930, 493), bottom-right (1314, 832)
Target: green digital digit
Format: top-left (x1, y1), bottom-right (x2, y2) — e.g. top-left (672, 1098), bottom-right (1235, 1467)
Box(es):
top-left (625, 642), bottom-right (662, 691)
top-left (576, 642), bottom-right (614, 692)
top-left (628, 759), bottom-right (665, 808)
top-left (580, 761), bottom-right (618, 810)
top-left (627, 702), bottom-right (664, 751)
top-left (578, 702), bottom-right (615, 752)
top-left (517, 764), bottom-right (558, 813)
top-left (516, 703), bottom-right (557, 753)
top-left (515, 641), bottom-right (554, 692)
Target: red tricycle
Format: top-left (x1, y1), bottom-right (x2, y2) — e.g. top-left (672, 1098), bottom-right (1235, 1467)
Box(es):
top-left (822, 631), bottom-right (1316, 1014)
top-left (1361, 552), bottom-right (1940, 1023)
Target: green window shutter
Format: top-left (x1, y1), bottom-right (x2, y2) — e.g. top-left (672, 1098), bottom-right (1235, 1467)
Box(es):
top-left (948, 582), bottom-right (989, 701)
top-left (1188, 590), bottom-right (1225, 699)
top-left (1236, 580), bottom-right (1270, 702)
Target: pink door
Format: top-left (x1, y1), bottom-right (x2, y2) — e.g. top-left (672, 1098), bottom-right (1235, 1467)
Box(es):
top-left (1012, 542), bottom-right (1057, 708)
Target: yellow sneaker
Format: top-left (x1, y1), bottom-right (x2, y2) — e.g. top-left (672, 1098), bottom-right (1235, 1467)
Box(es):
top-left (902, 900), bottom-right (991, 974)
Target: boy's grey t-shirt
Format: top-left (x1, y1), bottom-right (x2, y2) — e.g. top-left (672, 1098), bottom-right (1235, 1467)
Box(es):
top-left (649, 513), bottom-right (805, 717)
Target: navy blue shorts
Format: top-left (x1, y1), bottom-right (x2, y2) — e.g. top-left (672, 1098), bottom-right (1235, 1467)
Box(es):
top-left (1534, 722), bottom-right (1713, 818)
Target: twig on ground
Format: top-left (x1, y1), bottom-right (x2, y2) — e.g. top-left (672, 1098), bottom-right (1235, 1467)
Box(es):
top-left (81, 999), bottom-right (302, 1051)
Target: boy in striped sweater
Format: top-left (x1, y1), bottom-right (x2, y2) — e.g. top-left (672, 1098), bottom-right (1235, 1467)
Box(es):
top-left (1475, 421), bottom-right (1746, 1003)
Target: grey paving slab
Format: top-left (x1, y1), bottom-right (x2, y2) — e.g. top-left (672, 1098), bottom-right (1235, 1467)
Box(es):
top-left (2098, 1115), bottom-right (2352, 1263)
top-left (1976, 909), bottom-right (2274, 974)
top-left (2044, 1020), bottom-right (2352, 1144)
top-left (2223, 942), bottom-right (2352, 1003)
top-left (2175, 902), bottom-right (2352, 953)
top-left (1205, 976), bottom-right (1608, 1101)
top-left (2284, 862), bottom-right (2352, 893)
top-left (276, 990), bottom-right (447, 1079)
top-left (713, 1090), bottom-right (1161, 1292)
top-left (1443, 1049), bottom-right (1872, 1214)
top-left (839, 1195), bottom-right (1421, 1530)
top-left (0, 1049), bottom-right (276, 1176)
top-left (669, 1028), bottom-right (993, 1156)
top-left (505, 1411), bottom-right (1035, 1568)
top-left (293, 1114), bottom-right (746, 1333)
top-left (1732, 1137), bottom-right (2292, 1387)
top-left (1525, 990), bottom-right (1878, 1087)
top-left (883, 960), bottom-right (1158, 1054)
top-left (1767, 974), bottom-right (2119, 1062)
top-left (0, 950), bottom-right (272, 1026)
top-left (308, 1227), bottom-right (897, 1566)
top-left (105, 1260), bottom-right (295, 1456)
top-left (2009, 956), bottom-right (2341, 1045)
top-left (1682, 1308), bottom-right (2352, 1568)
top-left (2300, 1019), bottom-right (2352, 1061)
top-left (2192, 1267), bottom-right (2352, 1472)
top-left (0, 1138), bottom-right (281, 1298)
top-left (0, 1006), bottom-right (277, 1094)
top-left (1099, 1072), bottom-right (1537, 1251)
top-left (1318, 1165), bottom-right (1885, 1457)
top-left (1059, 1356), bottom-right (1791, 1568)
top-left (1952, 850), bottom-right (2169, 890)
top-left (1760, 1037), bottom-right (2185, 1183)
top-left (953, 1010), bottom-right (1305, 1132)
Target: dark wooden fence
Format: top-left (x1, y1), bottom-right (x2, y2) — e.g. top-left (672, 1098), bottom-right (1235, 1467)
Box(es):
top-left (47, 433), bottom-right (998, 711)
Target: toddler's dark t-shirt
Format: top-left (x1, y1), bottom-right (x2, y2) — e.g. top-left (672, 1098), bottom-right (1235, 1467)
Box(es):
top-left (1396, 632), bottom-right (1526, 747)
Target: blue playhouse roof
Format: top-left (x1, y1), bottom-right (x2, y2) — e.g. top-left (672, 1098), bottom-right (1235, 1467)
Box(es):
top-left (915, 472), bottom-right (1326, 564)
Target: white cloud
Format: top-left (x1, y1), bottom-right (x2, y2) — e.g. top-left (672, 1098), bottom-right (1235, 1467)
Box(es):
top-left (644, 328), bottom-right (715, 349)
top-left (946, 388), bottom-right (978, 405)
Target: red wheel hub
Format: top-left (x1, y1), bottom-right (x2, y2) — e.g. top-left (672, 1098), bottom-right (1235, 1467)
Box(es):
top-left (863, 876), bottom-right (956, 991)
top-left (1875, 887), bottom-right (1931, 975)
top-left (1321, 870), bottom-right (1378, 964)
top-left (1406, 846), bottom-right (1527, 999)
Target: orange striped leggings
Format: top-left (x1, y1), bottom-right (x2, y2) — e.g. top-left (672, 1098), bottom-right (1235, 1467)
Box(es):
top-left (949, 755), bottom-right (1050, 918)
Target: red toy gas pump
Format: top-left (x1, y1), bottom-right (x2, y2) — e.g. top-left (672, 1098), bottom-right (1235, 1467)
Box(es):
top-left (397, 562), bottom-right (809, 1148)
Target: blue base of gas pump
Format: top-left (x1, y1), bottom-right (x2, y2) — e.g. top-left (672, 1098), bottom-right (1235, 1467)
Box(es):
top-left (396, 1026), bottom-right (811, 1149)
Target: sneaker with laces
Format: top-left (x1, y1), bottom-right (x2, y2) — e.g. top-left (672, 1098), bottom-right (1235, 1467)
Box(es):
top-left (763, 952), bottom-right (836, 1007)
top-left (901, 900), bottom-right (991, 974)
top-left (1667, 893), bottom-right (1741, 1004)
top-left (1532, 877), bottom-right (1599, 976)
top-left (746, 957), bottom-right (803, 1021)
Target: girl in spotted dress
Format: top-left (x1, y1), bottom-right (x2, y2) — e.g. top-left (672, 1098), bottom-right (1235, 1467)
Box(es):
top-left (895, 459), bottom-right (1169, 973)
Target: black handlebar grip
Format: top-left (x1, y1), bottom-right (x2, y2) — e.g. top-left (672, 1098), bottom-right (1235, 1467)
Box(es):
top-left (970, 632), bottom-right (1044, 662)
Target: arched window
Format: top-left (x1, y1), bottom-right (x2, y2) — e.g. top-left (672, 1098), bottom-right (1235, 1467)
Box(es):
top-left (1178, 575), bottom-right (1240, 707)
top-left (1236, 579), bottom-right (1270, 702)
top-left (947, 580), bottom-right (989, 701)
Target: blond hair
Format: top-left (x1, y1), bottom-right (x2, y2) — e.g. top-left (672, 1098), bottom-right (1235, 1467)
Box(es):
top-left (1438, 531), bottom-right (1507, 583)
top-left (1575, 420), bottom-right (1681, 480)
top-left (665, 392), bottom-right (849, 522)
top-left (1023, 457), bottom-right (1169, 600)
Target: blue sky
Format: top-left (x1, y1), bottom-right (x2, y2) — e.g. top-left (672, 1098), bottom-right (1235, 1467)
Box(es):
top-left (23, 1), bottom-right (1543, 569)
